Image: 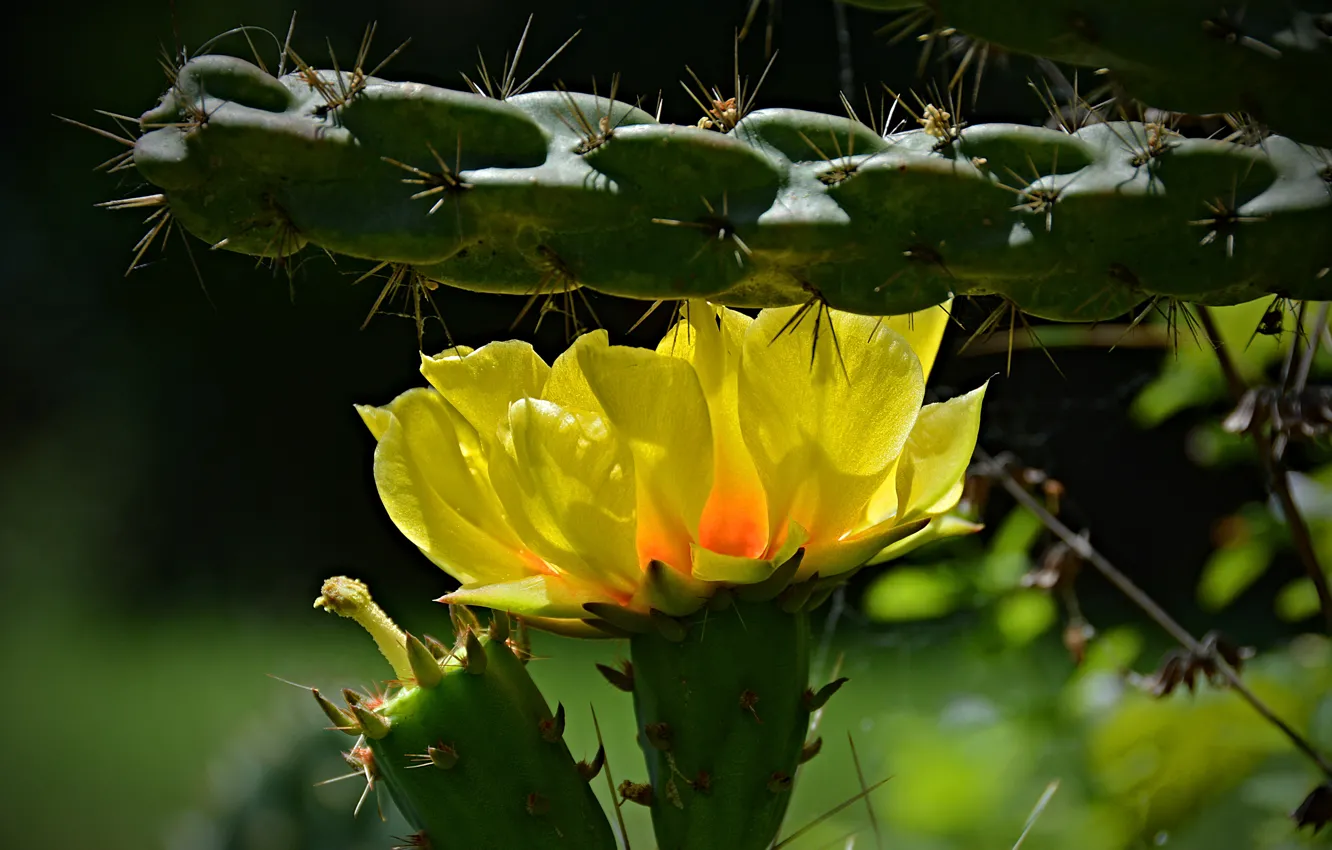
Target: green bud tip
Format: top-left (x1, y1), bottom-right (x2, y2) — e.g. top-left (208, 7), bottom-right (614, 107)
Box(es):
top-left (619, 780), bottom-right (654, 807)
top-left (539, 703), bottom-right (567, 742)
top-left (405, 632), bottom-right (443, 689)
top-left (342, 688), bottom-right (363, 706)
top-left (803, 677), bottom-right (850, 712)
top-left (352, 704), bottom-right (391, 740)
top-left (596, 660), bottom-right (635, 692)
top-left (577, 745), bottom-right (606, 782)
top-left (463, 629), bottom-right (487, 675)
top-left (312, 688), bottom-right (360, 736)
top-left (489, 611), bottom-right (511, 642)
top-left (314, 576), bottom-right (413, 682)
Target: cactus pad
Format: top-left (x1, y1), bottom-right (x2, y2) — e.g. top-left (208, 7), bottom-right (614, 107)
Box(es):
top-left (118, 53), bottom-right (1332, 322)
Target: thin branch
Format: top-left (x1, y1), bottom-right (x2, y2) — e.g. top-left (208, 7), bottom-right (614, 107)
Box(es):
top-left (1195, 305), bottom-right (1332, 635)
top-left (1276, 302), bottom-right (1330, 461)
top-left (1291, 303), bottom-right (1329, 396)
top-left (973, 445), bottom-right (1332, 780)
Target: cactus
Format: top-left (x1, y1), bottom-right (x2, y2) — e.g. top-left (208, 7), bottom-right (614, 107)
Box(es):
top-left (624, 590), bottom-right (825, 850)
top-left (311, 576), bottom-right (617, 849)
top-left (112, 53), bottom-right (1332, 324)
top-left (842, 1), bottom-right (1332, 149)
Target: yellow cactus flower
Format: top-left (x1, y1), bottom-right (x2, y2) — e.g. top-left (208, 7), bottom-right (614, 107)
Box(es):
top-left (356, 301), bottom-right (985, 628)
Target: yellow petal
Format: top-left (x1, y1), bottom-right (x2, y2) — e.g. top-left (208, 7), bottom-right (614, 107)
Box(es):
top-left (419, 340), bottom-right (549, 442)
top-left (488, 399), bottom-right (641, 597)
top-left (659, 302), bottom-right (769, 558)
top-left (880, 299), bottom-right (952, 383)
top-left (896, 383), bottom-right (987, 523)
top-left (865, 514), bottom-right (983, 566)
top-left (577, 341), bottom-right (714, 572)
top-left (739, 305), bottom-right (924, 547)
top-left (355, 388), bottom-right (533, 585)
top-left (439, 574), bottom-right (614, 619)
top-left (542, 330), bottom-right (608, 414)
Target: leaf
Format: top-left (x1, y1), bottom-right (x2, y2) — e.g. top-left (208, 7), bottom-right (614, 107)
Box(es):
top-left (1277, 578), bottom-right (1323, 622)
top-left (1197, 539), bottom-right (1274, 611)
top-left (864, 566), bottom-right (966, 621)
top-left (994, 591), bottom-right (1057, 647)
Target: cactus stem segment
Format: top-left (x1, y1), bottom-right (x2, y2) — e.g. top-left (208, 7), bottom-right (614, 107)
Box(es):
top-left (314, 576), bottom-right (413, 681)
top-left (631, 600), bottom-right (811, 850)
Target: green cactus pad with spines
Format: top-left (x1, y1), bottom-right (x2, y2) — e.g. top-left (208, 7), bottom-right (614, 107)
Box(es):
top-left (842, 1), bottom-right (1332, 149)
top-left (628, 600), bottom-right (814, 850)
top-left (127, 53), bottom-right (1332, 321)
top-left (360, 630), bottom-right (617, 849)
